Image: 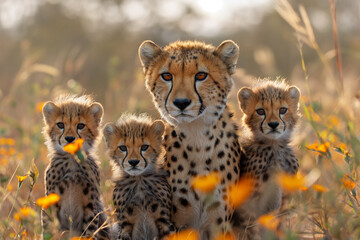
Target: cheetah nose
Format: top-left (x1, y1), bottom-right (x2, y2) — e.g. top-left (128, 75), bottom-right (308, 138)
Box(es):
top-left (65, 136), bottom-right (76, 143)
top-left (173, 98), bottom-right (191, 111)
top-left (268, 122), bottom-right (279, 130)
top-left (128, 159), bottom-right (140, 167)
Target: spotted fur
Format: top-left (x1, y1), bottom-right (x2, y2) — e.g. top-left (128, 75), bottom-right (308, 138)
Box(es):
top-left (42, 95), bottom-right (110, 239)
top-left (232, 80), bottom-right (300, 239)
top-left (139, 40), bottom-right (241, 238)
top-left (103, 114), bottom-right (174, 240)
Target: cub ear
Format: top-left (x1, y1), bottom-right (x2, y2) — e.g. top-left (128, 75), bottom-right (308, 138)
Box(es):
top-left (150, 120), bottom-right (165, 138)
top-left (42, 101), bottom-right (60, 125)
top-left (89, 102), bottom-right (104, 126)
top-left (103, 123), bottom-right (116, 148)
top-left (214, 40), bottom-right (239, 75)
top-left (237, 87), bottom-right (254, 113)
top-left (139, 40), bottom-right (162, 71)
top-left (286, 86), bottom-right (301, 106)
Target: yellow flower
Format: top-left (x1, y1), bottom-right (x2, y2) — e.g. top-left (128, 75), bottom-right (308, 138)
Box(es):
top-left (17, 175), bottom-right (28, 183)
top-left (276, 172), bottom-right (305, 192)
top-left (36, 101), bottom-right (46, 113)
top-left (342, 175), bottom-right (356, 190)
top-left (227, 178), bottom-right (254, 209)
top-left (166, 229), bottom-right (199, 240)
top-left (63, 138), bottom-right (84, 154)
top-left (191, 172), bottom-right (220, 193)
top-left (14, 207), bottom-right (36, 221)
top-left (36, 193), bottom-right (60, 209)
top-left (307, 141), bottom-right (330, 155)
top-left (312, 184), bottom-right (329, 192)
top-left (214, 232), bottom-right (236, 240)
top-left (257, 214), bottom-right (279, 231)
top-left (7, 185), bottom-right (13, 192)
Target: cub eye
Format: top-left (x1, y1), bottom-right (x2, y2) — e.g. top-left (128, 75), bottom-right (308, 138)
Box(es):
top-left (279, 107), bottom-right (288, 114)
top-left (77, 123), bottom-right (85, 130)
top-left (160, 73), bottom-right (173, 81)
top-left (118, 145), bottom-right (127, 152)
top-left (56, 122), bottom-right (64, 129)
top-left (256, 108), bottom-right (265, 116)
top-left (195, 72), bottom-right (208, 81)
top-left (140, 145), bottom-right (149, 151)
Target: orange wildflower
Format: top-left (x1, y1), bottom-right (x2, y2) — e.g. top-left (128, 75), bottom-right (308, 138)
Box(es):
top-left (257, 214), bottom-right (279, 231)
top-left (166, 229), bottom-right (199, 240)
top-left (214, 232), bottom-right (236, 240)
top-left (16, 175), bottom-right (28, 183)
top-left (328, 115), bottom-right (340, 127)
top-left (14, 207), bottom-right (36, 221)
top-left (191, 172), bottom-right (220, 193)
top-left (0, 158), bottom-right (8, 166)
top-left (36, 193), bottom-right (60, 209)
top-left (36, 101), bottom-right (46, 113)
top-left (307, 141), bottom-right (330, 155)
top-left (227, 178), bottom-right (254, 208)
top-left (63, 138), bottom-right (84, 154)
top-left (0, 138), bottom-right (15, 146)
top-left (342, 175), bottom-right (356, 190)
top-left (276, 172), bottom-right (305, 192)
top-left (312, 184), bottom-right (329, 192)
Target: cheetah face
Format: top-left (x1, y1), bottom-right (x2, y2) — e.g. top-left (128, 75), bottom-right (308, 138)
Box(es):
top-left (139, 40), bottom-right (239, 125)
top-left (42, 98), bottom-right (103, 153)
top-left (103, 116), bottom-right (164, 176)
top-left (238, 81), bottom-right (300, 141)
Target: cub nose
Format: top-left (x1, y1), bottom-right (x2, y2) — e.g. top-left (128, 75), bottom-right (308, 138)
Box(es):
top-left (173, 98), bottom-right (191, 111)
top-left (65, 136), bottom-right (76, 143)
top-left (268, 122), bottom-right (279, 130)
top-left (128, 159), bottom-right (140, 167)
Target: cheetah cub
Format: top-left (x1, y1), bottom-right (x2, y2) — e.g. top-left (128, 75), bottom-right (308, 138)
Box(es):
top-left (234, 80), bottom-right (300, 236)
top-left (103, 114), bottom-right (175, 240)
top-left (42, 95), bottom-right (110, 239)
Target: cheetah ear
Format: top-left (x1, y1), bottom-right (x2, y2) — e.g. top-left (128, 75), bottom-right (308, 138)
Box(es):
top-left (286, 86), bottom-right (301, 108)
top-left (103, 123), bottom-right (116, 148)
top-left (139, 40), bottom-right (162, 72)
top-left (42, 101), bottom-right (60, 125)
top-left (150, 120), bottom-right (165, 138)
top-left (237, 87), bottom-right (254, 113)
top-left (214, 40), bottom-right (239, 75)
top-left (89, 102), bottom-right (103, 126)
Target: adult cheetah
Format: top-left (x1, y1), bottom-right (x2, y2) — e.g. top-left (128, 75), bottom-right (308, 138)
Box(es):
top-left (139, 40), bottom-right (241, 238)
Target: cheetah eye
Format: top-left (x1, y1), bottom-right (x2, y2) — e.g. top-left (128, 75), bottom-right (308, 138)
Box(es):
top-left (195, 72), bottom-right (208, 81)
top-left (256, 108), bottom-right (265, 116)
top-left (140, 145), bottom-right (149, 151)
top-left (160, 73), bottom-right (173, 82)
top-left (77, 123), bottom-right (85, 130)
top-left (118, 145), bottom-right (127, 152)
top-left (279, 107), bottom-right (287, 115)
top-left (56, 122), bottom-right (64, 129)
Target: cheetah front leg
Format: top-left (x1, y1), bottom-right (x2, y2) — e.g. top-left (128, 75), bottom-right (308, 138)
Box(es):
top-left (155, 206), bottom-right (175, 238)
top-left (117, 220), bottom-right (133, 240)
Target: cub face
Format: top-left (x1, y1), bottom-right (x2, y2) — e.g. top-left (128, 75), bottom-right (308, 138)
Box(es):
top-left (103, 115), bottom-right (165, 176)
top-left (42, 95), bottom-right (103, 152)
top-left (138, 40), bottom-right (239, 125)
top-left (238, 81), bottom-right (300, 140)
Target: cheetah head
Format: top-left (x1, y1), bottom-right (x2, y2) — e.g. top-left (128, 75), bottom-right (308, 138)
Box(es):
top-left (42, 95), bottom-right (103, 153)
top-left (238, 80), bottom-right (300, 141)
top-left (103, 114), bottom-right (165, 176)
top-left (139, 40), bottom-right (239, 125)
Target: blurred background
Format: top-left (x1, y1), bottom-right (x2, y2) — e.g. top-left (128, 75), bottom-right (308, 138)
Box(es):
top-left (0, 0), bottom-right (360, 238)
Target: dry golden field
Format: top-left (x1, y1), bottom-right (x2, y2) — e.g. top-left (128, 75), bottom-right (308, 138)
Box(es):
top-left (0, 0), bottom-right (359, 239)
